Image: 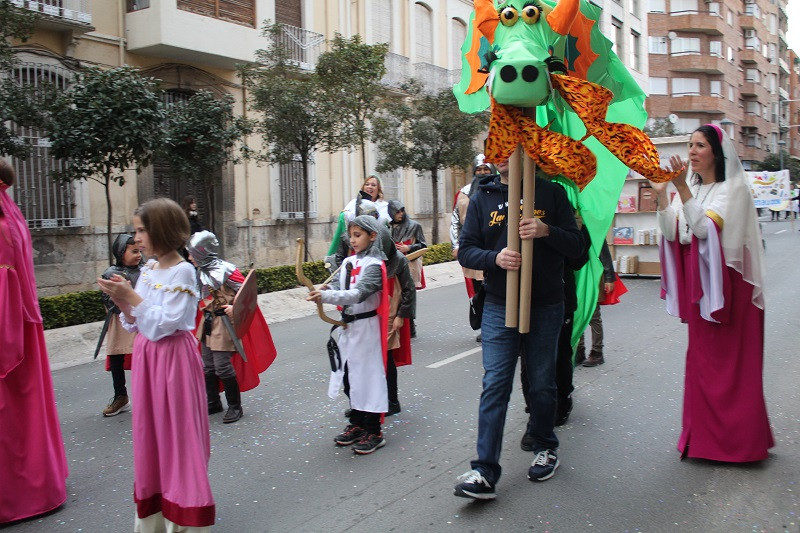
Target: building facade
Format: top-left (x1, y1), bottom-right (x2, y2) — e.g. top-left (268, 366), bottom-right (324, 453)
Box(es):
top-left (646, 0), bottom-right (790, 169)
top-left (8, 0), bottom-right (478, 295)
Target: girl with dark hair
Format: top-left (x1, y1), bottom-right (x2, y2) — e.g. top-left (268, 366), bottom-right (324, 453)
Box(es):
top-left (649, 124), bottom-right (773, 463)
top-left (98, 198), bottom-right (215, 531)
top-left (182, 195), bottom-right (205, 235)
top-left (0, 160), bottom-right (69, 523)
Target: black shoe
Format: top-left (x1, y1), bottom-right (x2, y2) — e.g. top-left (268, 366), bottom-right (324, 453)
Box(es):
top-left (334, 424), bottom-right (367, 445)
top-left (344, 408), bottom-right (353, 418)
top-left (476, 333), bottom-right (482, 343)
top-left (520, 432), bottom-right (535, 452)
top-left (528, 449), bottom-right (559, 481)
top-left (555, 397), bottom-right (573, 427)
top-left (386, 401), bottom-right (401, 416)
top-left (222, 377), bottom-right (243, 423)
top-left (352, 432), bottom-right (386, 454)
top-left (454, 470), bottom-right (496, 500)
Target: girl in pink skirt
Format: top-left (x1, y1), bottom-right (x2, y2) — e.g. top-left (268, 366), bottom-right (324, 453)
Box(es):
top-left (99, 198), bottom-right (215, 531)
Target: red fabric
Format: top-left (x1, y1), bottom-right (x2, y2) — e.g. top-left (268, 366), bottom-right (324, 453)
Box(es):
top-left (134, 490), bottom-right (215, 528)
top-left (232, 310), bottom-right (277, 392)
top-left (418, 266), bottom-right (427, 289)
top-left (598, 274), bottom-right (627, 305)
top-left (377, 262), bottom-right (389, 423)
top-left (229, 269), bottom-right (245, 284)
top-left (464, 277), bottom-right (476, 299)
top-left (105, 353), bottom-right (132, 371)
top-left (668, 225), bottom-right (773, 462)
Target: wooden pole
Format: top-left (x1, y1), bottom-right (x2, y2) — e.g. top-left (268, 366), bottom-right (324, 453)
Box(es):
top-left (505, 145), bottom-right (523, 328)
top-left (518, 155), bottom-right (536, 334)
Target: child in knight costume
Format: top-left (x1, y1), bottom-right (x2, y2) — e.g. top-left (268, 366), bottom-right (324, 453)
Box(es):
top-left (308, 215), bottom-right (390, 455)
top-left (99, 233), bottom-right (143, 416)
top-left (187, 230), bottom-right (277, 424)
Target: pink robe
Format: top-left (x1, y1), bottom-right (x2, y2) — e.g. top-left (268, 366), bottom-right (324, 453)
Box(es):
top-left (661, 220), bottom-right (773, 462)
top-left (0, 187), bottom-right (68, 523)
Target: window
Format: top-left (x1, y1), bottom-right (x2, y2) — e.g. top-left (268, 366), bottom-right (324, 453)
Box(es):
top-left (709, 41), bottom-right (722, 57)
top-left (670, 0), bottom-right (697, 13)
top-left (710, 80), bottom-right (722, 96)
top-left (10, 62), bottom-right (85, 229)
top-left (630, 0), bottom-right (640, 17)
top-left (676, 117), bottom-right (700, 132)
top-left (372, 0), bottom-right (393, 46)
top-left (648, 0), bottom-right (665, 12)
top-left (378, 169), bottom-right (403, 205)
top-left (416, 171), bottom-right (445, 215)
top-left (728, 84), bottom-right (735, 101)
top-left (745, 68), bottom-right (761, 83)
top-left (415, 3), bottom-right (433, 63)
top-left (612, 18), bottom-right (624, 59)
top-left (451, 18), bottom-right (467, 70)
top-left (672, 77), bottom-right (700, 95)
top-left (707, 2), bottom-right (719, 15)
top-left (727, 9), bottom-right (733, 25)
top-left (630, 31), bottom-right (641, 70)
top-left (727, 46), bottom-right (734, 62)
top-left (649, 77), bottom-right (668, 94)
top-left (745, 101), bottom-right (761, 115)
top-left (671, 37), bottom-right (700, 55)
top-left (277, 158), bottom-right (317, 219)
top-left (177, 0), bottom-right (256, 28)
top-left (744, 3), bottom-right (760, 16)
top-left (127, 0), bottom-right (150, 11)
top-left (649, 36), bottom-right (667, 54)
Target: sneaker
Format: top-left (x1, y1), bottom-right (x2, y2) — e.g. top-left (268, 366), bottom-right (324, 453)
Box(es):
top-left (352, 432), bottom-right (386, 455)
top-left (454, 470), bottom-right (496, 500)
top-left (528, 449), bottom-right (559, 482)
top-left (520, 433), bottom-right (535, 452)
top-left (102, 395), bottom-right (129, 417)
top-left (334, 425), bottom-right (367, 446)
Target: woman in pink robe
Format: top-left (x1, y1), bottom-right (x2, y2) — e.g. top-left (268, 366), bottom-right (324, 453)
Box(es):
top-left (0, 160), bottom-right (68, 523)
top-left (650, 124), bottom-right (773, 462)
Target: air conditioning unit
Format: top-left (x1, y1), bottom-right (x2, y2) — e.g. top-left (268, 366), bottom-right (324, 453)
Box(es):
top-left (744, 29), bottom-right (756, 38)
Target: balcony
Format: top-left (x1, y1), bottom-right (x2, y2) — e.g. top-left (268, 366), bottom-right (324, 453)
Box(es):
top-left (12, 0), bottom-right (93, 32)
top-left (668, 95), bottom-right (726, 114)
top-left (126, 1), bottom-right (316, 70)
top-left (667, 11), bottom-right (725, 35)
top-left (779, 57), bottom-right (790, 74)
top-left (668, 53), bottom-right (725, 74)
top-left (381, 53), bottom-right (411, 90)
top-left (413, 62), bottom-right (451, 94)
top-left (780, 86), bottom-right (789, 100)
top-left (739, 48), bottom-right (760, 64)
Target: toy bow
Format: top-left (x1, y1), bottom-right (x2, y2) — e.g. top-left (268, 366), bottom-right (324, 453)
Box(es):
top-left (295, 238), bottom-right (345, 327)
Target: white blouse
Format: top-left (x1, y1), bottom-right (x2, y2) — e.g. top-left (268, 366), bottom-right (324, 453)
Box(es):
top-left (657, 181), bottom-right (727, 245)
top-left (121, 260), bottom-right (200, 342)
top-left (343, 198), bottom-right (391, 226)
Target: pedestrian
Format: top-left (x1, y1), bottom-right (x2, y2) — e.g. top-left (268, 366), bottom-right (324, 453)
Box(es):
top-left (649, 123), bottom-right (773, 462)
top-left (379, 224), bottom-right (416, 417)
top-left (97, 198), bottom-right (215, 531)
top-left (454, 160), bottom-right (583, 499)
top-left (307, 215), bottom-right (390, 455)
top-left (0, 159), bottom-right (68, 524)
top-left (388, 199), bottom-right (427, 337)
top-left (99, 233), bottom-right (143, 417)
top-left (187, 230), bottom-right (277, 425)
top-left (576, 240), bottom-right (615, 367)
top-left (182, 195), bottom-right (205, 235)
top-left (451, 154), bottom-right (497, 343)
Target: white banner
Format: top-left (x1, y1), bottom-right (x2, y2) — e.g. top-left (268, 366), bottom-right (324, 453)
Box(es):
top-left (747, 169), bottom-right (791, 209)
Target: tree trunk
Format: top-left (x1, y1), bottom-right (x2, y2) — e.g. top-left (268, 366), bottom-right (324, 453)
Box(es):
top-left (205, 183), bottom-right (215, 235)
top-left (104, 179), bottom-right (113, 265)
top-left (302, 155), bottom-right (310, 262)
top-left (430, 166), bottom-right (439, 244)
top-left (360, 135), bottom-right (367, 182)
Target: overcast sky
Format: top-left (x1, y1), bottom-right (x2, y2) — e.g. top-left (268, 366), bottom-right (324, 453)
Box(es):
top-left (789, 0), bottom-right (800, 56)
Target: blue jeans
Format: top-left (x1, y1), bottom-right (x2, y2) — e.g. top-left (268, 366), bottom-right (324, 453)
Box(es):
top-left (471, 300), bottom-right (564, 484)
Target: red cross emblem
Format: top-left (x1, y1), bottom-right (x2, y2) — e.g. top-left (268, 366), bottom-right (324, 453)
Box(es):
top-left (349, 265), bottom-right (361, 285)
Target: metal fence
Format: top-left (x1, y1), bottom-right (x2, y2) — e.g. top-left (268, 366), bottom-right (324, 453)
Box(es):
top-left (275, 24), bottom-right (325, 71)
top-left (9, 62), bottom-right (82, 229)
top-left (278, 159), bottom-right (317, 219)
top-left (15, 0), bottom-right (92, 24)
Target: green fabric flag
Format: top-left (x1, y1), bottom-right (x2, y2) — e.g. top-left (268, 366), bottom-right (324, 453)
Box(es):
top-left (327, 211), bottom-right (346, 256)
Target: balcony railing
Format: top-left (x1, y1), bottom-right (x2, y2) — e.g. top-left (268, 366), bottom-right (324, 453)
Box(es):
top-left (12, 0), bottom-right (92, 25)
top-left (274, 24), bottom-right (324, 71)
top-left (381, 53), bottom-right (411, 89)
top-left (413, 62), bottom-right (451, 94)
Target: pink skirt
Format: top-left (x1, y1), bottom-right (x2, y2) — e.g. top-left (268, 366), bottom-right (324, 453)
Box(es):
top-left (132, 331), bottom-right (215, 528)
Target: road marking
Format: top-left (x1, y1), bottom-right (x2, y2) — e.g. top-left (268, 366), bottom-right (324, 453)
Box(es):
top-left (776, 230), bottom-right (787, 234)
top-left (427, 347), bottom-right (482, 368)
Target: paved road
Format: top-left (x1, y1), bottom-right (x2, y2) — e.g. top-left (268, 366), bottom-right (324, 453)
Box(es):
top-left (6, 220), bottom-right (799, 532)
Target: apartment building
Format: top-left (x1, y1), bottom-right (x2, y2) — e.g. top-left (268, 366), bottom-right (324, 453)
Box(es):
top-left (8, 0), bottom-right (476, 295)
top-left (589, 0), bottom-right (649, 94)
top-left (646, 0), bottom-right (789, 169)
top-left (788, 49), bottom-right (800, 160)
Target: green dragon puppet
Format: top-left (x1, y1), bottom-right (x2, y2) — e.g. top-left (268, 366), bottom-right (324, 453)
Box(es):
top-left (454, 0), bottom-right (679, 349)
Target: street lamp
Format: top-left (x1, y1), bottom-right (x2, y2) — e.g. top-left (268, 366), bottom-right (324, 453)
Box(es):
top-left (719, 117), bottom-right (735, 140)
top-left (778, 139), bottom-right (786, 171)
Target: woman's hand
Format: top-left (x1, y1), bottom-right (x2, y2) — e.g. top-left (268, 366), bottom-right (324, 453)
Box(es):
top-left (389, 316), bottom-right (404, 335)
top-left (97, 275), bottom-right (136, 305)
top-left (519, 218), bottom-right (550, 240)
top-left (307, 290), bottom-right (322, 303)
top-left (395, 243), bottom-right (411, 254)
top-left (604, 281), bottom-right (614, 294)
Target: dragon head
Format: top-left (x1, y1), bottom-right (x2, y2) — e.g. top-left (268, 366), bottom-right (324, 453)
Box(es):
top-left (475, 0), bottom-right (579, 107)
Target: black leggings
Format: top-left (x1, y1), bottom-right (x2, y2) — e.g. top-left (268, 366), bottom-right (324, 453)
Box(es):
top-left (108, 354), bottom-right (127, 397)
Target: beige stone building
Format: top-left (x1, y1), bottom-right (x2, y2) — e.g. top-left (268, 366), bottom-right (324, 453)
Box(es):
top-left (645, 0), bottom-right (791, 169)
top-left (8, 0), bottom-right (477, 295)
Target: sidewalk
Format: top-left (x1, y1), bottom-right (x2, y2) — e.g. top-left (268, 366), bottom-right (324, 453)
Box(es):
top-left (45, 260), bottom-right (466, 371)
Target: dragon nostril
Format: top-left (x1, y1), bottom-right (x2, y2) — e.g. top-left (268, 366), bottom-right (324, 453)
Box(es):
top-left (500, 65), bottom-right (517, 83)
top-left (521, 65), bottom-right (539, 83)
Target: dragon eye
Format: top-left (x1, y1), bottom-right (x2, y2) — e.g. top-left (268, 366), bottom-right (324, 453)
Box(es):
top-left (499, 6), bottom-right (519, 26)
top-left (521, 5), bottom-right (540, 24)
